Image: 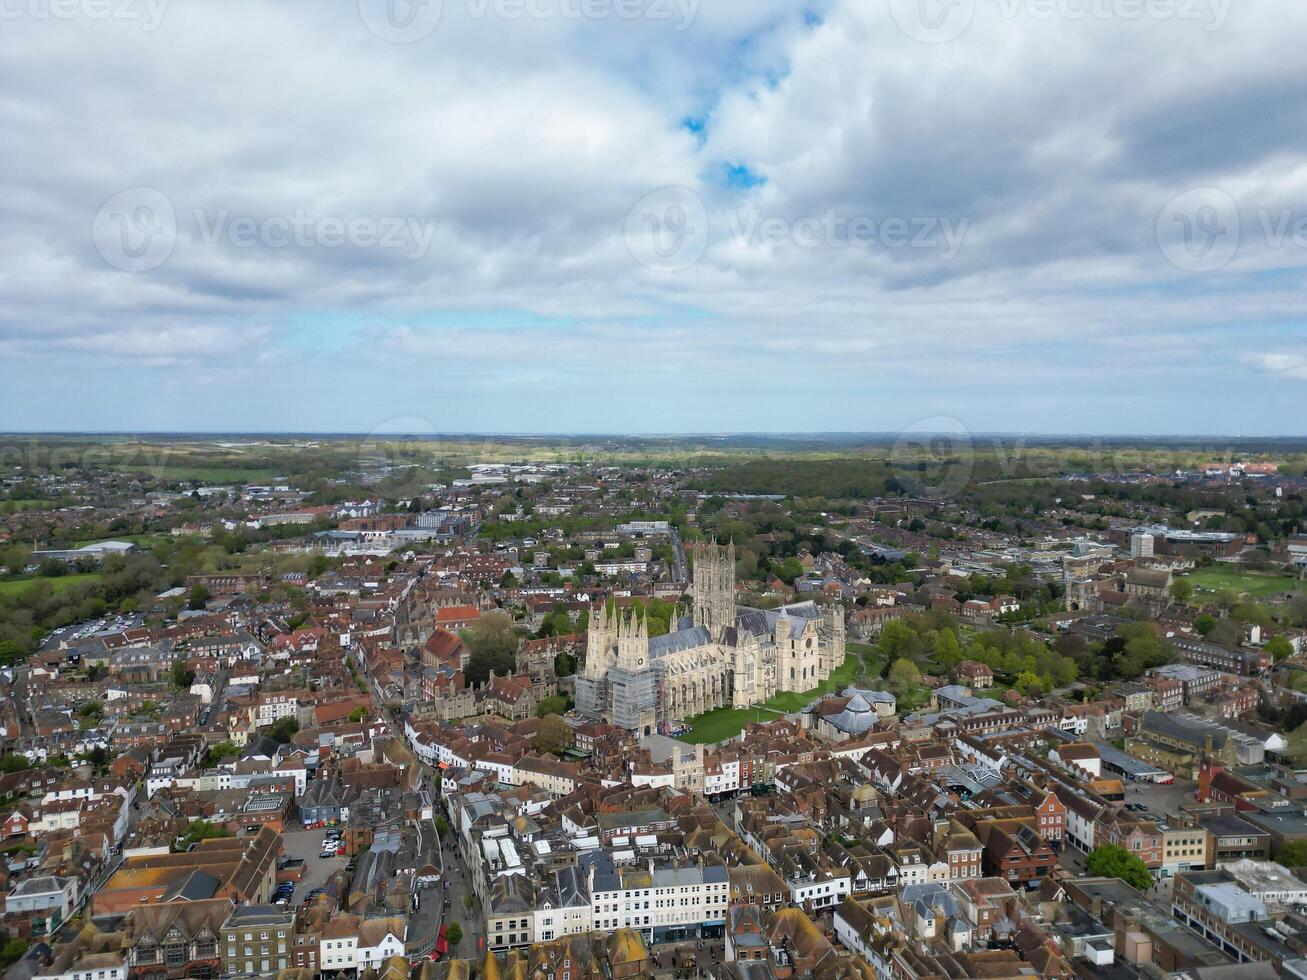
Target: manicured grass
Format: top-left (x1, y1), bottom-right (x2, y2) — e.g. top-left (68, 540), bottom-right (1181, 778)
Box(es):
top-left (678, 651), bottom-right (877, 745)
top-left (0, 573), bottom-right (103, 598)
top-left (897, 684), bottom-right (933, 711)
top-left (765, 657), bottom-right (865, 712)
top-left (677, 705), bottom-right (781, 744)
top-left (1186, 567), bottom-right (1302, 599)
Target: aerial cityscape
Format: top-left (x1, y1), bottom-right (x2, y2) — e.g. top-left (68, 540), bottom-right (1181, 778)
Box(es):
top-left (0, 436), bottom-right (1304, 980)
top-left (3, 0), bottom-right (1307, 978)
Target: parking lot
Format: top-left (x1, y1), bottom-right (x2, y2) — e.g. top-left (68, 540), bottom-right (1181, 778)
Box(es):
top-left (1127, 777), bottom-right (1200, 819)
top-left (281, 827), bottom-right (349, 900)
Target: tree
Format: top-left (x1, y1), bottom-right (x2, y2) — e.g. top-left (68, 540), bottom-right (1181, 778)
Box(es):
top-left (1277, 840), bottom-right (1307, 867)
top-left (446, 923), bottom-right (463, 948)
top-left (887, 658), bottom-right (921, 693)
top-left (1112, 623), bottom-right (1173, 680)
top-left (1170, 579), bottom-right (1195, 605)
top-left (187, 584), bottom-right (211, 610)
top-left (172, 660), bottom-right (195, 689)
top-left (537, 695), bottom-right (569, 717)
top-left (1266, 636), bottom-right (1295, 663)
top-left (206, 740), bottom-right (239, 762)
top-left (1286, 720), bottom-right (1307, 766)
top-left (775, 557), bottom-right (804, 584)
top-left (178, 819), bottom-right (233, 850)
top-left (877, 620), bottom-right (920, 661)
top-left (1086, 844), bottom-right (1153, 891)
top-left (78, 700), bottom-right (104, 721)
top-left (932, 629), bottom-right (962, 671)
top-left (534, 715), bottom-right (574, 756)
top-left (0, 938), bottom-right (28, 970)
top-left (0, 639), bottom-right (24, 667)
top-left (266, 716), bottom-right (299, 744)
top-left (465, 612), bottom-right (519, 685)
top-left (468, 611), bottom-right (518, 658)
top-left (1194, 614), bottom-right (1217, 636)
top-left (1013, 671), bottom-right (1042, 696)
top-left (348, 707), bottom-right (368, 723)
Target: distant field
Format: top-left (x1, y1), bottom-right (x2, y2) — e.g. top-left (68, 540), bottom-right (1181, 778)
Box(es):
top-left (0, 499), bottom-right (59, 513)
top-left (0, 573), bottom-right (104, 598)
top-left (1186, 567), bottom-right (1302, 599)
top-left (110, 464), bottom-right (282, 483)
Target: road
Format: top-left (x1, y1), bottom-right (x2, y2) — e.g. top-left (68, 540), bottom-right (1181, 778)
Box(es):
top-left (350, 644), bottom-right (486, 958)
top-left (437, 832), bottom-right (486, 957)
top-left (670, 526), bottom-right (688, 585)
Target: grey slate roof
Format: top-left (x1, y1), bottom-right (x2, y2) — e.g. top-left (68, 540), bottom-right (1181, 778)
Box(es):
top-left (649, 625), bottom-right (712, 659)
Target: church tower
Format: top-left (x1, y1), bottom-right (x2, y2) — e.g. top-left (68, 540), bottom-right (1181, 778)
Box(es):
top-left (693, 540), bottom-right (736, 641)
top-left (616, 608), bottom-right (650, 671)
top-left (584, 602), bottom-right (619, 679)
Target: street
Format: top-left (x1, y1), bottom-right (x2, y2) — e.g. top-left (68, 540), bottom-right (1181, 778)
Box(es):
top-left (433, 826), bottom-right (486, 957)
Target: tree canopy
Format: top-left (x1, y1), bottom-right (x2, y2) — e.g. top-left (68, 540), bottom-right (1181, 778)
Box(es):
top-left (1086, 844), bottom-right (1153, 891)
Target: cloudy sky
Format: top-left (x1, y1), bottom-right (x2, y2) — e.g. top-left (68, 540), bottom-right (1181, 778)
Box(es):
top-left (1, 0), bottom-right (1304, 435)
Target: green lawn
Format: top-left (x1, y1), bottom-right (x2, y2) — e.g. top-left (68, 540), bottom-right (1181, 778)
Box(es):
top-left (678, 651), bottom-right (877, 745)
top-left (677, 705), bottom-right (782, 745)
top-left (0, 573), bottom-right (103, 598)
top-left (1186, 567), bottom-right (1302, 599)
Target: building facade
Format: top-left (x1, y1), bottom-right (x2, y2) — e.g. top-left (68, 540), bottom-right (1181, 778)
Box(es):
top-left (576, 542), bottom-right (845, 734)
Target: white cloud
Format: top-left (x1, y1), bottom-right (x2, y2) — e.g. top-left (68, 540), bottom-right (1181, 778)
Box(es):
top-left (0, 0), bottom-right (1304, 430)
top-left (1245, 353), bottom-right (1307, 382)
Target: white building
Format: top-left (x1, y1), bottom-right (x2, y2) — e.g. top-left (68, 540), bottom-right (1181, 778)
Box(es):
top-left (7, 875), bottom-right (79, 921)
top-left (355, 921), bottom-right (405, 969)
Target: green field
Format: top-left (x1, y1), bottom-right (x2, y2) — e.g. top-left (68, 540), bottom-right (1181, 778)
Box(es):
top-left (0, 573), bottom-right (104, 598)
top-left (0, 499), bottom-right (60, 513)
top-left (110, 464), bottom-right (282, 484)
top-left (1186, 567), bottom-right (1302, 599)
top-left (678, 653), bottom-right (874, 745)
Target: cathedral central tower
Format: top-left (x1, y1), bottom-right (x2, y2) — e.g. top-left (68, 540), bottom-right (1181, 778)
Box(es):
top-left (692, 540), bottom-right (736, 642)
